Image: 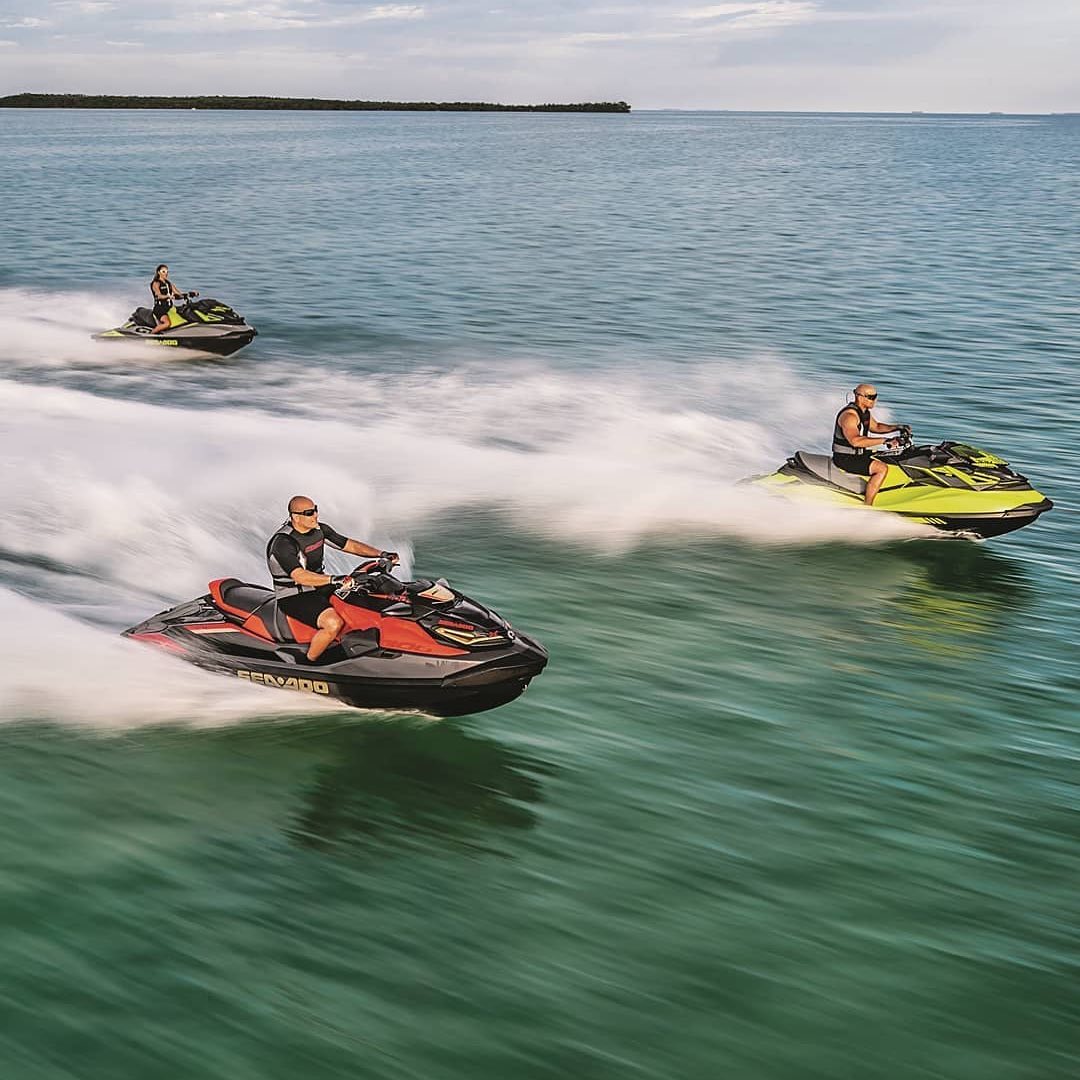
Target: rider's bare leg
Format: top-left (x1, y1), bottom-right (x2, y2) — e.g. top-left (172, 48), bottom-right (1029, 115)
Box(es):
top-left (307, 607), bottom-right (345, 662)
top-left (865, 458), bottom-right (889, 505)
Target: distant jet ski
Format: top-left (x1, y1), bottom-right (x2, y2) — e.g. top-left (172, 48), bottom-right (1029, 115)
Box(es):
top-left (749, 439), bottom-right (1053, 539)
top-left (93, 296), bottom-right (256, 356)
top-left (124, 557), bottom-right (549, 717)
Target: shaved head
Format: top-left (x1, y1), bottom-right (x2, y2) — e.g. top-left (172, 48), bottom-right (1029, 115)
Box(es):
top-left (288, 495), bottom-right (314, 514)
top-left (854, 383), bottom-right (877, 398)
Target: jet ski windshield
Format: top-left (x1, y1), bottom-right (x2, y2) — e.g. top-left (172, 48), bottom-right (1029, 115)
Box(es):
top-left (893, 441), bottom-right (1037, 491)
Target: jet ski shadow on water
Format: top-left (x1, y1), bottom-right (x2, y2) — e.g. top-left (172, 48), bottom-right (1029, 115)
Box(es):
top-left (289, 722), bottom-right (550, 853)
top-left (124, 558), bottom-right (549, 717)
top-left (749, 439), bottom-right (1053, 539)
top-left (93, 297), bottom-right (256, 356)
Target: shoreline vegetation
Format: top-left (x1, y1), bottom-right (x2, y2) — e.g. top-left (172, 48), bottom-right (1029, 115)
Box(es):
top-left (0, 93), bottom-right (631, 113)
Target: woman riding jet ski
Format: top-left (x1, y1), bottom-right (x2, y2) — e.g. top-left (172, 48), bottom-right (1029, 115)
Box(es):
top-left (750, 439), bottom-right (1053, 539)
top-left (94, 296), bottom-right (256, 356)
top-left (124, 558), bottom-right (549, 717)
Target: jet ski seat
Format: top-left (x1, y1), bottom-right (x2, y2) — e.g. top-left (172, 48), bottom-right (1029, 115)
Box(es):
top-left (211, 579), bottom-right (297, 643)
top-left (130, 306), bottom-right (156, 329)
top-left (794, 452), bottom-right (868, 495)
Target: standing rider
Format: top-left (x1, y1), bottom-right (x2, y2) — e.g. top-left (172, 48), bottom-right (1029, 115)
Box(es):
top-left (266, 496), bottom-right (398, 662)
top-left (150, 264), bottom-right (198, 335)
top-left (832, 384), bottom-right (911, 506)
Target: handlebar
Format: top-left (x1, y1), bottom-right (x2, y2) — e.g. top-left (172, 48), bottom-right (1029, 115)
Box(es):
top-left (873, 430), bottom-right (914, 456)
top-left (352, 556), bottom-right (397, 576)
top-left (333, 556), bottom-right (400, 597)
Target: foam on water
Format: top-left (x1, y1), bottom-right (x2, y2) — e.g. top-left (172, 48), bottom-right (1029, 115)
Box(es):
top-left (0, 586), bottom-right (338, 729)
top-left (0, 284), bottom-right (182, 367)
top-left (0, 336), bottom-right (921, 727)
top-left (0, 364), bottom-right (917, 607)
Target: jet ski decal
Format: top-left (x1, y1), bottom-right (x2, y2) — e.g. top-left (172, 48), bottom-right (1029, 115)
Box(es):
top-left (237, 671), bottom-right (331, 694)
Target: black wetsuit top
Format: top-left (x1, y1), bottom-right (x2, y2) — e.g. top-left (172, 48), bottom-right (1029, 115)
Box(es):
top-left (266, 521), bottom-right (349, 597)
top-left (266, 521), bottom-right (351, 628)
top-left (832, 404), bottom-right (872, 474)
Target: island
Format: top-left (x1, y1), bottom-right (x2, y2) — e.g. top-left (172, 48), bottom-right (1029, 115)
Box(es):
top-left (0, 94), bottom-right (631, 113)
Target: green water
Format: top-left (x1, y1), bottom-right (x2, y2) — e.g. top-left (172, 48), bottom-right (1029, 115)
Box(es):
top-left (0, 110), bottom-right (1077, 1078)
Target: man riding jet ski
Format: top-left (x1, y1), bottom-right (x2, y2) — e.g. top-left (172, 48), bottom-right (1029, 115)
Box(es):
top-left (123, 498), bottom-right (548, 716)
top-left (748, 384), bottom-right (1053, 539)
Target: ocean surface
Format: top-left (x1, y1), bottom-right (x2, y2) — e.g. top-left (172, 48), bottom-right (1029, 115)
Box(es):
top-left (0, 109), bottom-right (1077, 1079)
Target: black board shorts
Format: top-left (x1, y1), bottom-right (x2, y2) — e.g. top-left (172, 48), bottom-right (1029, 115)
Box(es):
top-left (278, 589), bottom-right (334, 628)
top-left (153, 299), bottom-right (172, 319)
top-left (833, 454), bottom-right (872, 476)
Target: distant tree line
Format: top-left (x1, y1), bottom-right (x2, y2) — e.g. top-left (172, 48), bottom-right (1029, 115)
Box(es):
top-left (0, 93), bottom-right (631, 113)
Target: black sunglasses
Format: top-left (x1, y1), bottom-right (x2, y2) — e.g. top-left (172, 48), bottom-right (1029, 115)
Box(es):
top-left (857, 392), bottom-right (878, 400)
top-left (292, 506), bottom-right (318, 517)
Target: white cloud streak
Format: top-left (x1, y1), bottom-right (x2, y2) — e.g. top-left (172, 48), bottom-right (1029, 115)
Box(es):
top-left (53, 1), bottom-right (117, 12)
top-left (169, 2), bottom-right (425, 30)
top-left (676, 1), bottom-right (815, 19)
top-left (362, 4), bottom-right (425, 20)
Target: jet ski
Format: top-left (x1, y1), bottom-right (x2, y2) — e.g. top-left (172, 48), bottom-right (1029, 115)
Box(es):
top-left (124, 558), bottom-right (548, 716)
top-left (93, 297), bottom-right (256, 356)
top-left (750, 439), bottom-right (1053, 539)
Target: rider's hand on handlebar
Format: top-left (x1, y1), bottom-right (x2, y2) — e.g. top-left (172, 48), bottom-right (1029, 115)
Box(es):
top-left (330, 575), bottom-right (355, 591)
top-left (379, 550), bottom-right (400, 565)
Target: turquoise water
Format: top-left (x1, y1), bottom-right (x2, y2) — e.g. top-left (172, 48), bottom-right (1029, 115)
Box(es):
top-left (1, 109), bottom-right (1078, 1079)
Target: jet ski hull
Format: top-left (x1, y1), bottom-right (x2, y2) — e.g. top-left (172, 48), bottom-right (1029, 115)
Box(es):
top-left (752, 443), bottom-right (1053, 540)
top-left (93, 325), bottom-right (257, 356)
top-left (124, 582), bottom-right (548, 717)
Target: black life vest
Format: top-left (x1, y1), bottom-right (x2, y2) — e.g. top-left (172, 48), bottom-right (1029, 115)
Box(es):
top-left (832, 404), bottom-right (871, 466)
top-left (266, 521), bottom-right (324, 598)
top-left (151, 277), bottom-right (176, 304)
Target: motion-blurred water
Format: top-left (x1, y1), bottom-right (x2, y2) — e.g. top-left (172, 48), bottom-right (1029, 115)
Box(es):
top-left (0, 109), bottom-right (1077, 1079)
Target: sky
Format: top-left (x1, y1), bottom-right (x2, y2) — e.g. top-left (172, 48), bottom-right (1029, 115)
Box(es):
top-left (0, 0), bottom-right (1078, 112)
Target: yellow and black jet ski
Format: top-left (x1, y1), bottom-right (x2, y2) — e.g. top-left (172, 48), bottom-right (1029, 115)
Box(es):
top-left (750, 440), bottom-right (1053, 539)
top-left (93, 296), bottom-right (256, 356)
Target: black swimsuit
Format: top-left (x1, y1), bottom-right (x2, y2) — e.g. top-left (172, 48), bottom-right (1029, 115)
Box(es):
top-left (151, 279), bottom-right (177, 319)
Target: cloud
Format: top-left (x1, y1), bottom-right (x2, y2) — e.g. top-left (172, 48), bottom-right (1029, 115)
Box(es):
top-left (2, 17), bottom-right (49, 28)
top-left (105, 39), bottom-right (144, 46)
top-left (675, 1), bottom-right (820, 29)
top-left (175, 2), bottom-right (425, 31)
top-left (361, 4), bottom-right (425, 20)
top-left (0, 39), bottom-right (17, 46)
top-left (677, 1), bottom-right (807, 17)
top-left (3, 0), bottom-right (1079, 112)
top-left (205, 9), bottom-right (312, 30)
top-left (54, 1), bottom-right (116, 11)
top-left (559, 30), bottom-right (665, 45)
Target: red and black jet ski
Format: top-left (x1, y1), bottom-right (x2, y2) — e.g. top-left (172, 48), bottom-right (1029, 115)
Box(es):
top-left (124, 559), bottom-right (548, 717)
